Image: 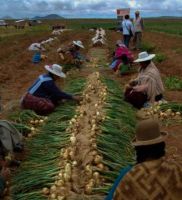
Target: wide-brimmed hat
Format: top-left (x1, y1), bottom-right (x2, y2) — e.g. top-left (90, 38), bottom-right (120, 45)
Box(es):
top-left (134, 52), bottom-right (155, 63)
top-left (132, 119), bottom-right (168, 146)
top-left (73, 40), bottom-right (84, 48)
top-left (45, 64), bottom-right (66, 78)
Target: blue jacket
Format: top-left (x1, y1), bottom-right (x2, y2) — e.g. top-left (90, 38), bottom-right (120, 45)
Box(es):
top-left (32, 52), bottom-right (41, 63)
top-left (28, 74), bottom-right (73, 104)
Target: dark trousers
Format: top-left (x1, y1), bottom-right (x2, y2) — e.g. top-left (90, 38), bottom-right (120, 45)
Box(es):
top-left (123, 35), bottom-right (131, 48)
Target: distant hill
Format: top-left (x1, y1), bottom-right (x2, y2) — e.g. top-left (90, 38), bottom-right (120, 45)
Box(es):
top-left (1, 16), bottom-right (13, 20)
top-left (32, 14), bottom-right (64, 20)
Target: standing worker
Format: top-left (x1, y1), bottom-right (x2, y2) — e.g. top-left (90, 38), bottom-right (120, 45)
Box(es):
top-left (121, 15), bottom-right (134, 48)
top-left (133, 11), bottom-right (144, 50)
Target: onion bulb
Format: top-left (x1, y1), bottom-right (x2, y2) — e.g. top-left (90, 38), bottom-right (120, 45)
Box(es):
top-left (59, 172), bottom-right (63, 178)
top-left (31, 127), bottom-right (35, 131)
top-left (93, 171), bottom-right (100, 179)
top-left (44, 116), bottom-right (48, 120)
top-left (72, 161), bottom-right (78, 167)
top-left (96, 112), bottom-right (100, 116)
top-left (39, 119), bottom-right (44, 124)
top-left (88, 179), bottom-right (95, 187)
top-left (56, 180), bottom-right (64, 187)
top-left (94, 155), bottom-right (102, 164)
top-left (50, 185), bottom-right (57, 192)
top-left (57, 196), bottom-right (66, 200)
top-left (42, 187), bottom-right (50, 195)
top-left (85, 184), bottom-right (92, 194)
top-left (97, 163), bottom-right (104, 171)
top-left (63, 172), bottom-right (71, 182)
top-left (34, 120), bottom-right (39, 124)
top-left (91, 150), bottom-right (97, 156)
top-left (176, 112), bottom-right (181, 116)
top-left (65, 163), bottom-right (71, 174)
top-left (30, 120), bottom-right (34, 124)
top-left (50, 193), bottom-right (57, 199)
top-left (70, 136), bottom-right (77, 145)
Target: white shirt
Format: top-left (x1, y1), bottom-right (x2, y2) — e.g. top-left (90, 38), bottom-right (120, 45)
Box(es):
top-left (122, 19), bottom-right (134, 35)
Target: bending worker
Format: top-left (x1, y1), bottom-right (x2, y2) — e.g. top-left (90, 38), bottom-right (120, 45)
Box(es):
top-left (21, 64), bottom-right (80, 115)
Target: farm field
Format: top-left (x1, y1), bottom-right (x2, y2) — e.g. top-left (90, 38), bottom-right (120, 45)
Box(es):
top-left (0, 18), bottom-right (182, 199)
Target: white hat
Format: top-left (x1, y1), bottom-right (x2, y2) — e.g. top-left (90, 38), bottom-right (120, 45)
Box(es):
top-left (134, 52), bottom-right (155, 63)
top-left (73, 40), bottom-right (84, 48)
top-left (45, 64), bottom-right (66, 78)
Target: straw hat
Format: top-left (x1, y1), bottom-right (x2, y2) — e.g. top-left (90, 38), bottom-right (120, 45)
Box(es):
top-left (134, 51), bottom-right (155, 63)
top-left (73, 40), bottom-right (84, 48)
top-left (132, 119), bottom-right (168, 146)
top-left (45, 64), bottom-right (66, 78)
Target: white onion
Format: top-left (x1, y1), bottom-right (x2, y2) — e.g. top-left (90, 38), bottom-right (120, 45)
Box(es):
top-left (85, 184), bottom-right (92, 194)
top-left (42, 187), bottom-right (50, 195)
top-left (63, 172), bottom-right (71, 182)
top-left (56, 180), bottom-right (64, 187)
top-left (50, 193), bottom-right (57, 199)
top-left (70, 136), bottom-right (77, 145)
top-left (94, 155), bottom-right (102, 164)
top-left (72, 161), bottom-right (78, 167)
top-left (93, 171), bottom-right (100, 179)
top-left (50, 185), bottom-right (57, 192)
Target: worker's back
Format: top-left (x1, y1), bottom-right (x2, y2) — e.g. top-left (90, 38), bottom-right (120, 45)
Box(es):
top-left (114, 157), bottom-right (182, 200)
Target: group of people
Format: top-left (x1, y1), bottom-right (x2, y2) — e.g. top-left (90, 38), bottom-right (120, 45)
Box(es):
top-left (1, 12), bottom-right (181, 198)
top-left (121, 10), bottom-right (144, 49)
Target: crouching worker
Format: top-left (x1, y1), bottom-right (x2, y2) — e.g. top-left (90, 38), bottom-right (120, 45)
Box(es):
top-left (106, 119), bottom-right (182, 200)
top-left (110, 40), bottom-right (134, 74)
top-left (28, 43), bottom-right (47, 64)
top-left (21, 64), bottom-right (80, 115)
top-left (124, 52), bottom-right (164, 109)
top-left (57, 40), bottom-right (89, 68)
top-left (0, 120), bottom-right (23, 168)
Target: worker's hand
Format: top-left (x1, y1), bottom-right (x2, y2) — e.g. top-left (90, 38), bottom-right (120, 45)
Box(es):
top-left (73, 95), bottom-right (82, 102)
top-left (0, 167), bottom-right (11, 181)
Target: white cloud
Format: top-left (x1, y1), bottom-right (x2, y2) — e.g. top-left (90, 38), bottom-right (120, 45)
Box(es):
top-left (0, 0), bottom-right (181, 18)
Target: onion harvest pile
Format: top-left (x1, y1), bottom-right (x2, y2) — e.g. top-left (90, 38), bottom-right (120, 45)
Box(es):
top-left (45, 72), bottom-right (108, 199)
top-left (11, 78), bottom-right (86, 200)
top-left (11, 74), bottom-right (136, 200)
top-left (139, 102), bottom-right (182, 122)
top-left (96, 78), bottom-right (136, 194)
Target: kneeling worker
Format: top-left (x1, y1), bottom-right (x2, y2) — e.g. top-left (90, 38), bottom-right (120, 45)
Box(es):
top-left (21, 64), bottom-right (80, 115)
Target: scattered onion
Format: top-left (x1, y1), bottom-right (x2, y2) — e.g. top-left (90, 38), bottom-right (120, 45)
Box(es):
top-left (42, 187), bottom-right (50, 195)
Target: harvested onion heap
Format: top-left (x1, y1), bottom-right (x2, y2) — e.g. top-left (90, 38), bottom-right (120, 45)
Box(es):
top-left (141, 102), bottom-right (181, 120)
top-left (28, 117), bottom-right (48, 138)
top-left (43, 72), bottom-right (107, 199)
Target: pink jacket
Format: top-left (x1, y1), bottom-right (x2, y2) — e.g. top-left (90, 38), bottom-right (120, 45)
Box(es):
top-left (115, 46), bottom-right (134, 62)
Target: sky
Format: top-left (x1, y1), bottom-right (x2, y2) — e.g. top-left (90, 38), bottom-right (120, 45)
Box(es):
top-left (0, 0), bottom-right (182, 19)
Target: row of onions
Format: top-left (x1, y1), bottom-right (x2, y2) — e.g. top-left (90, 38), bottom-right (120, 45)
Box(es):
top-left (11, 78), bottom-right (86, 200)
top-left (44, 72), bottom-right (108, 199)
top-left (96, 78), bottom-right (136, 194)
top-left (140, 102), bottom-right (182, 121)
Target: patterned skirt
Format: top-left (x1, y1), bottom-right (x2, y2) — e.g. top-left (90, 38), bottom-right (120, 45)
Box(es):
top-left (21, 93), bottom-right (55, 115)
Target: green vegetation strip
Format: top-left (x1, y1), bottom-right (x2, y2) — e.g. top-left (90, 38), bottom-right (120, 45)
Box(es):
top-left (165, 76), bottom-right (182, 91)
top-left (96, 78), bottom-right (136, 194)
top-left (11, 78), bottom-right (85, 200)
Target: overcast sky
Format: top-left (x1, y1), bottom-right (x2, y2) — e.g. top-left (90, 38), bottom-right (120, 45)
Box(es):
top-left (0, 0), bottom-right (182, 18)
